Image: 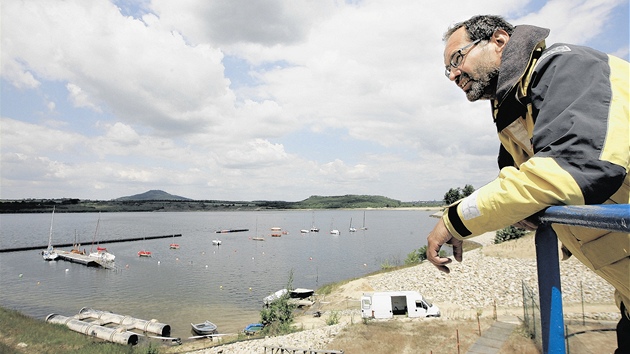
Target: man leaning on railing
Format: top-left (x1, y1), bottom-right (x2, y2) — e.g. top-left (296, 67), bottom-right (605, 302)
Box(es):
top-left (425, 14), bottom-right (629, 352)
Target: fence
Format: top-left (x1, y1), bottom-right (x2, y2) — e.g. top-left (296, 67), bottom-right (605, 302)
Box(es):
top-left (531, 204), bottom-right (629, 354)
top-left (522, 281), bottom-right (542, 350)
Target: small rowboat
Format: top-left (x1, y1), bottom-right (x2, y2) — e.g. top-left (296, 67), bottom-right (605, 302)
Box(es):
top-left (191, 320), bottom-right (218, 335)
top-left (169, 243), bottom-right (180, 249)
top-left (243, 323), bottom-right (264, 335)
top-left (137, 250), bottom-right (152, 257)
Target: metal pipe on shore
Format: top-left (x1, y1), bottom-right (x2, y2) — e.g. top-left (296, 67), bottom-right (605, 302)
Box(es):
top-left (45, 313), bottom-right (138, 345)
top-left (78, 307), bottom-right (171, 337)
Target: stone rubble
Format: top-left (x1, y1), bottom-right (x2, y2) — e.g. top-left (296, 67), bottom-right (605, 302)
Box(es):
top-left (189, 323), bottom-right (348, 354)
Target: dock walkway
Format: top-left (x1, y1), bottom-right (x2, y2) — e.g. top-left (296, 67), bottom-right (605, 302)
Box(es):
top-left (56, 250), bottom-right (114, 269)
top-left (466, 318), bottom-right (518, 354)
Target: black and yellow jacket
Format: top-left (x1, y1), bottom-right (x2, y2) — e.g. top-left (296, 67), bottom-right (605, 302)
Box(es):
top-left (442, 25), bottom-right (630, 307)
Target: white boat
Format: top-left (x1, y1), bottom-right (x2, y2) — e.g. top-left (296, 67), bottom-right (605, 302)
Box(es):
top-left (191, 320), bottom-right (218, 335)
top-left (300, 229), bottom-right (309, 234)
top-left (251, 218), bottom-right (265, 241)
top-left (330, 218), bottom-right (339, 235)
top-left (360, 211), bottom-right (368, 230)
top-left (212, 239), bottom-right (222, 246)
top-left (349, 217), bottom-right (357, 232)
top-left (42, 207), bottom-right (59, 261)
top-left (90, 246), bottom-right (116, 262)
top-left (310, 211), bottom-right (319, 232)
top-left (88, 214), bottom-right (115, 262)
top-left (263, 288), bottom-right (315, 306)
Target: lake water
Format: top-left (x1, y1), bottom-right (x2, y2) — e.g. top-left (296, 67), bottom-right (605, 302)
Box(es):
top-left (0, 209), bottom-right (438, 338)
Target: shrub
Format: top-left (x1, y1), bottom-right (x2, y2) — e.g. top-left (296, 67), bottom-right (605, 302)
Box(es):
top-left (326, 311), bottom-right (340, 325)
top-left (260, 271), bottom-right (297, 336)
top-left (405, 245), bottom-right (446, 265)
top-left (494, 226), bottom-right (527, 244)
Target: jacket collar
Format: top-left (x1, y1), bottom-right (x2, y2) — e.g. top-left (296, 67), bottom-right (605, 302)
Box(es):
top-left (495, 25), bottom-right (550, 105)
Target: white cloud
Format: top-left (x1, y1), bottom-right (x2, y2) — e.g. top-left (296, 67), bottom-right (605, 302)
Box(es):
top-left (1, 0), bottom-right (627, 201)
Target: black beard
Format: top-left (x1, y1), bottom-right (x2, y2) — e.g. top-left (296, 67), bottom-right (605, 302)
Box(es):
top-left (465, 67), bottom-right (499, 101)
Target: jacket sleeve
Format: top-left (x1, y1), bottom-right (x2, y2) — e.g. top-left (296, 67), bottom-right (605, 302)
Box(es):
top-left (444, 45), bottom-right (629, 239)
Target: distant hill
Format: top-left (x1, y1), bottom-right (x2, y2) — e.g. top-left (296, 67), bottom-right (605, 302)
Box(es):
top-left (0, 194), bottom-right (443, 213)
top-left (296, 194), bottom-right (402, 208)
top-left (114, 190), bottom-right (192, 201)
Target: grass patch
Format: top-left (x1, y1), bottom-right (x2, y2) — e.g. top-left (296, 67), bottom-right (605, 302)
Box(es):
top-left (326, 317), bottom-right (539, 354)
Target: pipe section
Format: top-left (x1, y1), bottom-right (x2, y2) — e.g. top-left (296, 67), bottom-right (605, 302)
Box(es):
top-left (46, 313), bottom-right (138, 345)
top-left (78, 307), bottom-right (171, 337)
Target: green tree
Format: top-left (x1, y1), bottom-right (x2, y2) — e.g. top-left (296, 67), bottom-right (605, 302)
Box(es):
top-left (462, 184), bottom-right (475, 197)
top-left (443, 188), bottom-right (462, 205)
top-left (443, 185), bottom-right (476, 204)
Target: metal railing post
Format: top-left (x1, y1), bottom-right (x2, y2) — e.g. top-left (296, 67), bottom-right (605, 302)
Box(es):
top-left (534, 204), bottom-right (629, 353)
top-left (535, 223), bottom-right (566, 353)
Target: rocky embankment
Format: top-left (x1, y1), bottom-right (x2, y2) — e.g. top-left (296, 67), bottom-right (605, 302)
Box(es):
top-left (188, 233), bottom-right (619, 354)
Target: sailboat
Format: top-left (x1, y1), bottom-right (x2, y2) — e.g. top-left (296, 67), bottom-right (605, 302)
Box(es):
top-left (89, 214), bottom-right (115, 262)
top-left (360, 211), bottom-right (368, 230)
top-left (330, 218), bottom-right (340, 235)
top-left (252, 217), bottom-right (265, 241)
top-left (42, 206), bottom-right (59, 261)
top-left (70, 230), bottom-right (85, 254)
top-left (310, 211), bottom-right (319, 232)
top-left (349, 217), bottom-right (357, 232)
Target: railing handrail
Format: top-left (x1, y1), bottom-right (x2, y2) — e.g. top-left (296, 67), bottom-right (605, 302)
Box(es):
top-left (535, 204), bottom-right (629, 354)
top-left (539, 204), bottom-right (630, 233)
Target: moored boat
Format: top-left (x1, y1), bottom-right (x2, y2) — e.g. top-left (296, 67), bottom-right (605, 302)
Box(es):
top-left (137, 250), bottom-right (152, 257)
top-left (243, 323), bottom-right (264, 335)
top-left (88, 214), bottom-right (116, 262)
top-left (270, 227), bottom-right (283, 237)
top-left (212, 239), bottom-right (222, 246)
top-left (42, 206), bottom-right (59, 261)
top-left (191, 320), bottom-right (218, 335)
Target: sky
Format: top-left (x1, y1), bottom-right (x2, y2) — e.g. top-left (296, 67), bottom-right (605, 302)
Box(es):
top-left (1, 0), bottom-right (628, 202)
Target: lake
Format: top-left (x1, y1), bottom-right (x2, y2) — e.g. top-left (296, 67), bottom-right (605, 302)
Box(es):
top-left (0, 209), bottom-right (438, 338)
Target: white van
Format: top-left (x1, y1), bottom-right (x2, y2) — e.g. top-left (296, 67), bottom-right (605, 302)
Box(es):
top-left (361, 291), bottom-right (440, 319)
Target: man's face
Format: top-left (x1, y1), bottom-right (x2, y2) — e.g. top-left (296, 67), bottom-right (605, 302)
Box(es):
top-left (443, 27), bottom-right (499, 101)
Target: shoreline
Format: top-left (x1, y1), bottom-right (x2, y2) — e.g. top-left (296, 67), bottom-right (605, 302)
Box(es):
top-left (182, 232), bottom-right (620, 353)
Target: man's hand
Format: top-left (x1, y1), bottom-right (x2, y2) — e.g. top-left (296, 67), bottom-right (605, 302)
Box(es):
top-left (426, 219), bottom-right (463, 273)
top-left (512, 215), bottom-right (539, 231)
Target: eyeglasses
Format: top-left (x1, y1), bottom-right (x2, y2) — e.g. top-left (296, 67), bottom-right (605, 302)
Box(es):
top-left (444, 39), bottom-right (481, 78)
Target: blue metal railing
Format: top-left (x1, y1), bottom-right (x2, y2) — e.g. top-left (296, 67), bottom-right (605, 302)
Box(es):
top-left (535, 204), bottom-right (630, 353)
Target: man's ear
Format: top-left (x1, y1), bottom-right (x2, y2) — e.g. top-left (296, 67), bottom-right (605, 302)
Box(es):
top-left (491, 29), bottom-right (510, 53)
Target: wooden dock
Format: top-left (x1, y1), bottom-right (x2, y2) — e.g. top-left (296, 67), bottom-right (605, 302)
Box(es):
top-left (55, 250), bottom-right (114, 268)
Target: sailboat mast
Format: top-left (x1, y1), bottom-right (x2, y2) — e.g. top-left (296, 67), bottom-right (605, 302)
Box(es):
top-left (91, 214), bottom-right (101, 253)
top-left (48, 206), bottom-right (55, 248)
